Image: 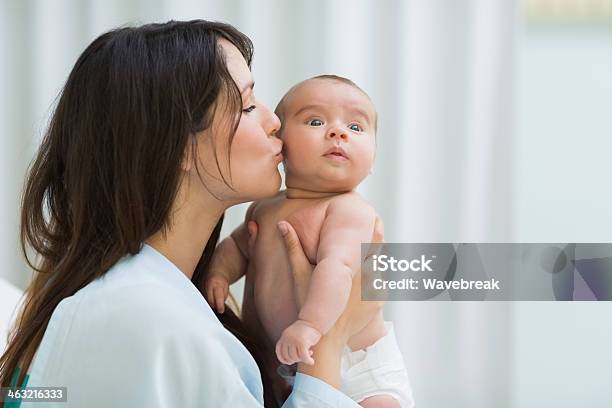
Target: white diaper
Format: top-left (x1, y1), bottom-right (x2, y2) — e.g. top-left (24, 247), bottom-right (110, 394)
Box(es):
top-left (278, 322), bottom-right (415, 407)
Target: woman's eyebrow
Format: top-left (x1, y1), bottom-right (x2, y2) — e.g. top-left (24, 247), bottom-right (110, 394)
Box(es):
top-left (241, 81), bottom-right (255, 95)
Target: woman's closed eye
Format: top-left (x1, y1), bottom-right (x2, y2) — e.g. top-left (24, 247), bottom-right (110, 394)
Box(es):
top-left (243, 105), bottom-right (256, 113)
top-left (307, 118), bottom-right (323, 127)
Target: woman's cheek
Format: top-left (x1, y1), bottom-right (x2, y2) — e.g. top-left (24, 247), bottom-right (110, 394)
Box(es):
top-left (236, 143), bottom-right (281, 193)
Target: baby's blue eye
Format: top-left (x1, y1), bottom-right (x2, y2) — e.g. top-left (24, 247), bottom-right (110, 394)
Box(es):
top-left (349, 124), bottom-right (362, 132)
top-left (308, 119), bottom-right (323, 126)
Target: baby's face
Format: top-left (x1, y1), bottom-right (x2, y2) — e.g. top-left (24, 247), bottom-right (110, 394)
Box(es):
top-left (280, 79), bottom-right (376, 192)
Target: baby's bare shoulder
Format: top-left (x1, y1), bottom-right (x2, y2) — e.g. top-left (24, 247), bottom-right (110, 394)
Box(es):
top-left (246, 191), bottom-right (287, 220)
top-left (327, 191), bottom-right (375, 217)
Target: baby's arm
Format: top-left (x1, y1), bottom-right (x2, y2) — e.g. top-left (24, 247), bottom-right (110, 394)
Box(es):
top-left (276, 196), bottom-right (376, 365)
top-left (205, 202), bottom-right (258, 313)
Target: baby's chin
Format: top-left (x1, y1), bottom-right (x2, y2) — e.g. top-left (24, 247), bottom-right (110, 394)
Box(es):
top-left (286, 172), bottom-right (364, 193)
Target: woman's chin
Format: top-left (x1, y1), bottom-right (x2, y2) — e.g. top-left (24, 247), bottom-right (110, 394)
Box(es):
top-left (255, 172), bottom-right (282, 199)
top-left (270, 172), bottom-right (283, 194)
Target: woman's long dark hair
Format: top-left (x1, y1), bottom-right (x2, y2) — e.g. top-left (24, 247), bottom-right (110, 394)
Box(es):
top-left (0, 20), bottom-right (286, 407)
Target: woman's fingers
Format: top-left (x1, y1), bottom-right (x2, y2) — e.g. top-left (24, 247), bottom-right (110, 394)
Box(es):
top-left (247, 220), bottom-right (258, 257)
top-left (334, 271), bottom-right (384, 341)
top-left (372, 215), bottom-right (385, 244)
top-left (360, 215), bottom-right (387, 299)
top-left (363, 215), bottom-right (386, 264)
top-left (277, 221), bottom-right (313, 308)
top-left (277, 221), bottom-right (308, 267)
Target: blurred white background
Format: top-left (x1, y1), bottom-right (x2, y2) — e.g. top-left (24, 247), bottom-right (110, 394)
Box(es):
top-left (1, 0), bottom-right (611, 406)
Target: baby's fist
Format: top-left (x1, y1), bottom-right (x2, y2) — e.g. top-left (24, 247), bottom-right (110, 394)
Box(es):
top-left (275, 320), bottom-right (321, 366)
top-left (205, 275), bottom-right (229, 313)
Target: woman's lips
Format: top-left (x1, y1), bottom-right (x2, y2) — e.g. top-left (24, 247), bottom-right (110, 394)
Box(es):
top-left (274, 152), bottom-right (284, 162)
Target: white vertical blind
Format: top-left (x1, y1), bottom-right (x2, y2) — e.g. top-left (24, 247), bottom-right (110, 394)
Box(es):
top-left (2, 1), bottom-right (611, 406)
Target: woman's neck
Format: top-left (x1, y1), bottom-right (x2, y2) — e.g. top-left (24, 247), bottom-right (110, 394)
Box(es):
top-left (145, 184), bottom-right (226, 280)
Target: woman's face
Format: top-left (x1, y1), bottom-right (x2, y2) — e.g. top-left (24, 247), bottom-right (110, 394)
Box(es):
top-left (190, 39), bottom-right (283, 205)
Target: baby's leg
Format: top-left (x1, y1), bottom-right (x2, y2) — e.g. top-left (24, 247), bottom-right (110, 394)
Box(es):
top-left (359, 394), bottom-right (401, 408)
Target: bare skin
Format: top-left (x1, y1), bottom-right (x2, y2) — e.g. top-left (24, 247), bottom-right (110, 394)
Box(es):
top-left (207, 78), bottom-right (383, 358)
top-left (146, 40), bottom-right (382, 393)
top-left (206, 78), bottom-right (398, 406)
top-left (207, 198), bottom-right (392, 406)
top-left (212, 190), bottom-right (387, 349)
top-left (275, 219), bottom-right (385, 391)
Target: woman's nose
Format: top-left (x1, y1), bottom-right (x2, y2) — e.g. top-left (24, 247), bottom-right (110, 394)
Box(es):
top-left (264, 107), bottom-right (281, 137)
top-left (326, 127), bottom-right (348, 141)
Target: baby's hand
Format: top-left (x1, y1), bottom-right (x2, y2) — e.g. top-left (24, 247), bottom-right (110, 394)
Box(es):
top-left (205, 275), bottom-right (229, 313)
top-left (275, 320), bottom-right (321, 366)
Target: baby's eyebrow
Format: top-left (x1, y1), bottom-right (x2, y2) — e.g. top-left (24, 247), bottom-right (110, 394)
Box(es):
top-left (292, 103), bottom-right (375, 125)
top-left (292, 104), bottom-right (326, 117)
top-left (348, 107), bottom-right (373, 123)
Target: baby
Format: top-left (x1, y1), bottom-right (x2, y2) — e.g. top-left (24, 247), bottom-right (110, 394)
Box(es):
top-left (205, 75), bottom-right (414, 407)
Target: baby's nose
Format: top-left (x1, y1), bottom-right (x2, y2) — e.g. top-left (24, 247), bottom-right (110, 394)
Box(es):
top-left (326, 127), bottom-right (348, 140)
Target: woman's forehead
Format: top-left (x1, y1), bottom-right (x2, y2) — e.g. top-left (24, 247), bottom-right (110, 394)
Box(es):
top-left (219, 39), bottom-right (253, 91)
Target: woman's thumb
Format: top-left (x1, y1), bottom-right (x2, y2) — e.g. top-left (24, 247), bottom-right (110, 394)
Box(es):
top-left (278, 220), bottom-right (311, 308)
top-left (277, 221), bottom-right (297, 252)
top-left (277, 221), bottom-right (308, 267)
top-left (247, 220), bottom-right (258, 254)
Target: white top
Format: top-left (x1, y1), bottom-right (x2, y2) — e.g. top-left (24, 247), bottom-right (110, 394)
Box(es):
top-left (20, 244), bottom-right (358, 407)
top-left (0, 278), bottom-right (23, 352)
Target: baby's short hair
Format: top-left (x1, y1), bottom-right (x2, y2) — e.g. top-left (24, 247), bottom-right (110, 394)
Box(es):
top-left (274, 74), bottom-right (378, 135)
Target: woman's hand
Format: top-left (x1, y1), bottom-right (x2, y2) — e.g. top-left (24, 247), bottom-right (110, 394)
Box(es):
top-left (248, 216), bottom-right (385, 387)
top-left (277, 217), bottom-right (385, 340)
top-left (275, 221), bottom-right (314, 309)
top-left (275, 216), bottom-right (385, 388)
top-left (333, 215), bottom-right (386, 342)
top-left (247, 220), bottom-right (315, 309)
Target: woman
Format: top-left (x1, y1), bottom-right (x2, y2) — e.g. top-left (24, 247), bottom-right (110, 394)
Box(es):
top-left (0, 20), bottom-right (381, 407)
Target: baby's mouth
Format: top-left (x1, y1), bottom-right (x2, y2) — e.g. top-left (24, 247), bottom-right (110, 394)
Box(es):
top-left (323, 146), bottom-right (349, 160)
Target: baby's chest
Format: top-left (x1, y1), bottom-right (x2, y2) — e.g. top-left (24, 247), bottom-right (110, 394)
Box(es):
top-left (281, 204), bottom-right (329, 264)
top-left (255, 201), bottom-right (329, 265)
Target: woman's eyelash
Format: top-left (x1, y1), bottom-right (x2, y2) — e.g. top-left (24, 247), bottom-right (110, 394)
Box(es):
top-left (242, 105), bottom-right (256, 113)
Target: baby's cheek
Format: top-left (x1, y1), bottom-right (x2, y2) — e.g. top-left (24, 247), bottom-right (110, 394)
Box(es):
top-left (285, 140), bottom-right (316, 167)
top-left (355, 143), bottom-right (375, 165)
